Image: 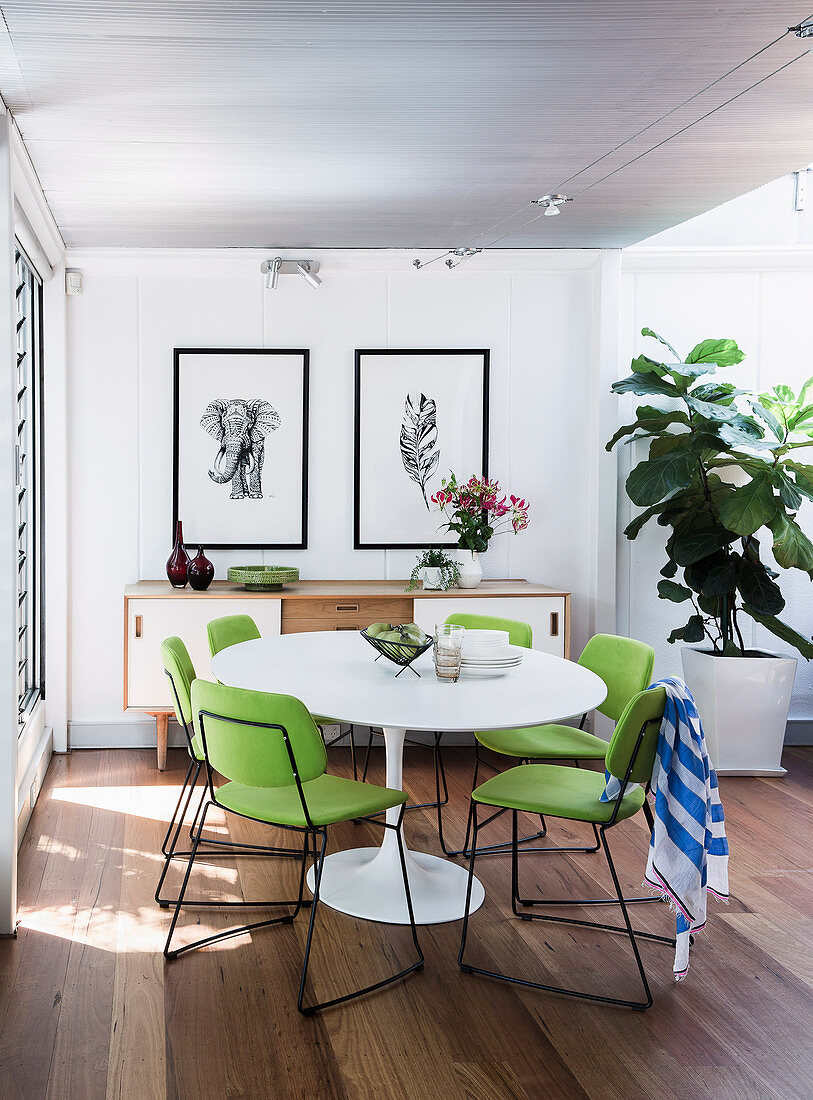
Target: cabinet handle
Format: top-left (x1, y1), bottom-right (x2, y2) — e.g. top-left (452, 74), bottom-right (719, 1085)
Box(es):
top-left (335, 603), bottom-right (359, 613)
top-left (550, 612), bottom-right (559, 637)
top-left (335, 625), bottom-right (358, 631)
top-left (135, 614), bottom-right (143, 639)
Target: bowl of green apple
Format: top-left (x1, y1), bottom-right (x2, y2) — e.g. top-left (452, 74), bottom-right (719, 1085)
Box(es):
top-left (360, 622), bottom-right (434, 677)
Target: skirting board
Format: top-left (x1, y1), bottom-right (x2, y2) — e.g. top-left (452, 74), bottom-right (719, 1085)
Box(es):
top-left (68, 719), bottom-right (480, 749)
top-left (67, 718), bottom-right (813, 751)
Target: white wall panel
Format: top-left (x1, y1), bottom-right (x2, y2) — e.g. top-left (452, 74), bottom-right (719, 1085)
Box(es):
top-left (66, 248), bottom-right (604, 728)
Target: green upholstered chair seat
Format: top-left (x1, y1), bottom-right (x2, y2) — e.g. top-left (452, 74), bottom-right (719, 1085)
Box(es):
top-left (472, 763), bottom-right (645, 824)
top-left (475, 723), bottom-right (609, 760)
top-left (215, 773), bottom-right (407, 828)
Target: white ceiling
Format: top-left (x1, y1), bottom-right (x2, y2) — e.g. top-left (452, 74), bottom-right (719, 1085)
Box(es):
top-left (2, 1), bottom-right (813, 249)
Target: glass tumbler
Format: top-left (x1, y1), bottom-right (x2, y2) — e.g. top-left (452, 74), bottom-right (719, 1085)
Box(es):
top-left (434, 623), bottom-right (465, 683)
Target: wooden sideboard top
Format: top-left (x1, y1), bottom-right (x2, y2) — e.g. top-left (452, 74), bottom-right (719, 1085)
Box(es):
top-left (125, 579), bottom-right (570, 600)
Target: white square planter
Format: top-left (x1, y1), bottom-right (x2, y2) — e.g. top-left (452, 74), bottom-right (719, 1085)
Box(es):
top-left (681, 647), bottom-right (797, 776)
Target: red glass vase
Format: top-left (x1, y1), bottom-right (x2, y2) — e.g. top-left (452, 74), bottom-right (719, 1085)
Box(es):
top-left (187, 546), bottom-right (214, 591)
top-left (166, 520), bottom-right (190, 588)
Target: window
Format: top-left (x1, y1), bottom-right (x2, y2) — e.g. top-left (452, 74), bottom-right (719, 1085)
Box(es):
top-left (15, 246), bottom-right (43, 730)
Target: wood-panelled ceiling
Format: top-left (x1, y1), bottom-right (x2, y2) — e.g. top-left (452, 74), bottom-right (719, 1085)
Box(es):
top-left (2, 1), bottom-right (813, 248)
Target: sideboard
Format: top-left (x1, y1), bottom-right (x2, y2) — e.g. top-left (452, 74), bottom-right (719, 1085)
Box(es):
top-left (124, 579), bottom-right (571, 768)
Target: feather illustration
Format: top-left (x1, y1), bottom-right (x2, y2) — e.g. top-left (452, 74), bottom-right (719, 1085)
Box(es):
top-left (400, 391), bottom-right (440, 509)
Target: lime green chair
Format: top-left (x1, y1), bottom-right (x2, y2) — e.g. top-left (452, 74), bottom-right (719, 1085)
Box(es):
top-left (458, 686), bottom-right (672, 1010)
top-left (458, 632), bottom-right (655, 859)
top-left (163, 679), bottom-right (424, 1015)
top-left (156, 637), bottom-right (300, 909)
top-left (207, 614), bottom-right (360, 779)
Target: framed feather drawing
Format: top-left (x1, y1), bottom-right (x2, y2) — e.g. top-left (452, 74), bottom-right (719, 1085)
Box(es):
top-left (353, 349), bottom-right (489, 549)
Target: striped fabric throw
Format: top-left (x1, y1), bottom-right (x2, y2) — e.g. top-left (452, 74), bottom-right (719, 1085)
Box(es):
top-left (644, 677), bottom-right (729, 980)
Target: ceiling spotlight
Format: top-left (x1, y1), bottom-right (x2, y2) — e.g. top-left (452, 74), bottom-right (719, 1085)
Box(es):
top-left (260, 258), bottom-right (321, 289)
top-left (791, 19), bottom-right (813, 37)
top-left (296, 262), bottom-right (322, 289)
top-left (451, 247), bottom-right (482, 258)
top-left (531, 193), bottom-right (571, 216)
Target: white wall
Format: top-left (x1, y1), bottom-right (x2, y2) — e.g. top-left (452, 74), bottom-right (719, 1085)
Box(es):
top-left (66, 248), bottom-right (610, 737)
top-left (619, 248), bottom-right (813, 741)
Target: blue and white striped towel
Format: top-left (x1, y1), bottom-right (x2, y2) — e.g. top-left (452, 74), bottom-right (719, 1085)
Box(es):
top-left (602, 677), bottom-right (729, 980)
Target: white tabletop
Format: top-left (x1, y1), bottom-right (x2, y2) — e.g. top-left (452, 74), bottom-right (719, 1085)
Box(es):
top-left (210, 631), bottom-right (607, 731)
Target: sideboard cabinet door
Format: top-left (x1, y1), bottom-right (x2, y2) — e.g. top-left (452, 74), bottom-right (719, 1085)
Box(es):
top-left (411, 596), bottom-right (566, 657)
top-left (125, 597), bottom-right (282, 711)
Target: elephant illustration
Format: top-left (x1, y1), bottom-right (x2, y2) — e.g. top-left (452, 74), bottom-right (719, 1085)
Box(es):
top-left (200, 398), bottom-right (281, 500)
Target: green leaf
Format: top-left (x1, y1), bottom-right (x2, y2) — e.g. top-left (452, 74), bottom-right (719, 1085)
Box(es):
top-left (641, 327), bottom-right (681, 360)
top-left (715, 422), bottom-right (775, 452)
top-left (668, 522), bottom-right (735, 567)
top-left (775, 470), bottom-right (803, 512)
top-left (690, 382), bottom-right (746, 405)
top-left (626, 450), bottom-right (696, 507)
top-left (612, 373), bottom-right (682, 399)
top-left (798, 378), bottom-right (813, 407)
top-left (698, 593), bottom-right (721, 616)
top-left (668, 615), bottom-right (707, 644)
top-left (771, 384), bottom-right (796, 404)
top-left (736, 558), bottom-right (785, 616)
top-left (789, 403), bottom-right (813, 432)
top-left (660, 560), bottom-right (678, 578)
top-left (685, 395), bottom-right (743, 422)
top-left (751, 399), bottom-right (785, 440)
top-left (770, 512), bottom-right (813, 571)
top-left (630, 353), bottom-right (668, 377)
top-left (685, 338), bottom-right (745, 367)
top-left (667, 361), bottom-right (718, 383)
top-left (701, 559), bottom-right (738, 597)
top-left (745, 609), bottom-right (813, 660)
top-left (658, 579), bottom-right (692, 602)
top-left (605, 408), bottom-right (689, 451)
top-left (785, 461), bottom-right (813, 501)
top-left (717, 471), bottom-right (778, 536)
top-left (623, 501), bottom-right (672, 539)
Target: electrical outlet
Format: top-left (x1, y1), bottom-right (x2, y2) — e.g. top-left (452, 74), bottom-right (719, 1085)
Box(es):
top-left (29, 777), bottom-right (38, 809)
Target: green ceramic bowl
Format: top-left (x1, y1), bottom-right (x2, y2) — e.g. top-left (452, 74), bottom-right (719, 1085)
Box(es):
top-left (227, 566), bottom-right (300, 591)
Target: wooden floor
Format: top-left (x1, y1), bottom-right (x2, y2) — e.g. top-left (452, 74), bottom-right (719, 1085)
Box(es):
top-left (1, 746), bottom-right (812, 1100)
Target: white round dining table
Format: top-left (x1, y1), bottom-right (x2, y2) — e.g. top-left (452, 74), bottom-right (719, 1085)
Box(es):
top-left (211, 631), bottom-right (607, 926)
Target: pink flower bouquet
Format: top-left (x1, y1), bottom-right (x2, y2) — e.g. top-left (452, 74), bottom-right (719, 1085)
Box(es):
top-left (431, 473), bottom-right (529, 553)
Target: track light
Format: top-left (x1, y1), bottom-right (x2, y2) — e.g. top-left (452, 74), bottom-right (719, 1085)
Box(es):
top-left (296, 262), bottom-right (322, 288)
top-left (530, 193), bottom-right (572, 216)
top-left (791, 19), bottom-right (813, 38)
top-left (260, 257), bottom-right (321, 289)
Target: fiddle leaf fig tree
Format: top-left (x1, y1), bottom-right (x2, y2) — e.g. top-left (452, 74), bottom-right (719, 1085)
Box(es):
top-left (608, 328), bottom-right (813, 659)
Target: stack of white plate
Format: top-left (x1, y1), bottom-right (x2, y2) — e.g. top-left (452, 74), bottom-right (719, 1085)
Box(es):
top-left (459, 629), bottom-right (523, 678)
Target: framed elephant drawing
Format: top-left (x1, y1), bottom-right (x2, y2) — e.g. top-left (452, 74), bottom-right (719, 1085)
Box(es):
top-left (173, 349), bottom-right (309, 549)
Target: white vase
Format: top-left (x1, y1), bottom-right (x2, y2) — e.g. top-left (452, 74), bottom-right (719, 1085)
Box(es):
top-left (419, 567), bottom-right (444, 590)
top-left (681, 646), bottom-right (797, 776)
top-left (456, 550), bottom-right (483, 589)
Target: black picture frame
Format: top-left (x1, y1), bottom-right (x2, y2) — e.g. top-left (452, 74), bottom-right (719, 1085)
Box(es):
top-left (173, 348), bottom-right (309, 550)
top-left (354, 348), bottom-right (490, 550)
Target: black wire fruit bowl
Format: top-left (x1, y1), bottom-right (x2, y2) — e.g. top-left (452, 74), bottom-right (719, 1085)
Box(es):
top-left (360, 625), bottom-right (434, 677)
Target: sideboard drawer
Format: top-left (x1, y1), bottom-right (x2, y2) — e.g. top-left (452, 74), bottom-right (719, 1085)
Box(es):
top-left (281, 597), bottom-right (413, 632)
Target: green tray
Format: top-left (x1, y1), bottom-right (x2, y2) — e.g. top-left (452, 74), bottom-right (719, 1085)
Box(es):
top-left (227, 566), bottom-right (300, 591)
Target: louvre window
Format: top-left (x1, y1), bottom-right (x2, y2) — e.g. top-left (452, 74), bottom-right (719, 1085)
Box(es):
top-left (15, 247), bottom-right (43, 730)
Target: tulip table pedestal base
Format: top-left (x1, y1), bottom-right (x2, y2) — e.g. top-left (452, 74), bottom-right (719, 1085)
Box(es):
top-left (305, 726), bottom-right (485, 924)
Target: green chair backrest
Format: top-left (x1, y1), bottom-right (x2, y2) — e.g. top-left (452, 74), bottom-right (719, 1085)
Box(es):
top-left (161, 636), bottom-right (196, 728)
top-left (191, 679), bottom-right (327, 789)
top-left (577, 634), bottom-right (654, 723)
top-left (605, 686), bottom-right (666, 786)
top-left (207, 614), bottom-right (261, 658)
top-left (444, 612), bottom-right (533, 649)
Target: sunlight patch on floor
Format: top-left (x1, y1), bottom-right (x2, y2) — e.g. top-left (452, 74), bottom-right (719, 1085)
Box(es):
top-left (51, 784), bottom-right (229, 831)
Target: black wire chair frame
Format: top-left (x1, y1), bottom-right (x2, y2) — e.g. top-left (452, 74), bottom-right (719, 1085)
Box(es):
top-left (457, 713), bottom-right (675, 1011)
top-left (163, 706), bottom-right (424, 1016)
top-left (155, 669), bottom-right (304, 909)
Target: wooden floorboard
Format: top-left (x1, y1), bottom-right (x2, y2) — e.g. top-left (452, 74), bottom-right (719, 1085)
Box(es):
top-left (0, 745), bottom-right (811, 1100)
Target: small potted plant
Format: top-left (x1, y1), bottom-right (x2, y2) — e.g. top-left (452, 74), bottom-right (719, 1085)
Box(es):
top-left (608, 327), bottom-right (813, 774)
top-left (406, 549), bottom-right (461, 591)
top-left (431, 473), bottom-right (529, 588)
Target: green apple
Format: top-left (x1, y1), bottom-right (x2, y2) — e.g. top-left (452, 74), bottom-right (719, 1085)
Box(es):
top-left (366, 622), bottom-right (391, 638)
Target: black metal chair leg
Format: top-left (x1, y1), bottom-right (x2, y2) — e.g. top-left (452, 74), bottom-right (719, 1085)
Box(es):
top-left (164, 802), bottom-right (310, 959)
top-left (161, 758), bottom-right (197, 857)
top-left (298, 810), bottom-right (424, 1016)
top-left (349, 729), bottom-right (358, 781)
top-left (446, 748), bottom-right (545, 858)
top-left (459, 807), bottom-right (667, 1010)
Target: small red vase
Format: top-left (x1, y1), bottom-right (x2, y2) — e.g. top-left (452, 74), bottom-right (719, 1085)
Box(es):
top-left (187, 546), bottom-right (214, 591)
top-left (166, 520), bottom-right (190, 588)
